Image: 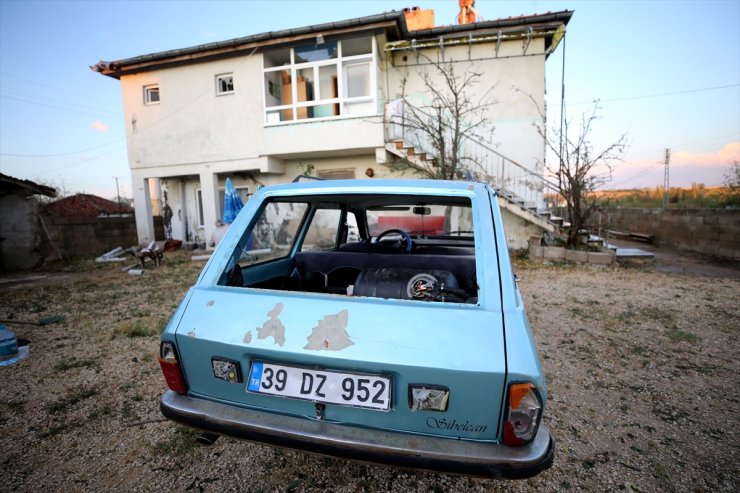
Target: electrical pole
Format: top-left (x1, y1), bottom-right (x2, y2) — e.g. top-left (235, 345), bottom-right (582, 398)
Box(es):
top-left (113, 176), bottom-right (121, 213)
top-left (662, 148), bottom-right (670, 209)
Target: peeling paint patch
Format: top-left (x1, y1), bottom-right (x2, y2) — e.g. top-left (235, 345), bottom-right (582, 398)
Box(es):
top-left (257, 303), bottom-right (286, 346)
top-left (243, 331), bottom-right (252, 344)
top-left (187, 330), bottom-right (196, 337)
top-left (207, 300), bottom-right (215, 307)
top-left (304, 309), bottom-right (353, 351)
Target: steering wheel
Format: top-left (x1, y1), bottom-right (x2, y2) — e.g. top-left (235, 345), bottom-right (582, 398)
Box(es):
top-left (375, 228), bottom-right (413, 253)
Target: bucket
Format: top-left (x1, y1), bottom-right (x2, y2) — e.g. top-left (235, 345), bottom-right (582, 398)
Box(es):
top-left (0, 324), bottom-right (20, 367)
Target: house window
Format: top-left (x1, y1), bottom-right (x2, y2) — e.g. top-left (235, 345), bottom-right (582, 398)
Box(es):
top-left (196, 186), bottom-right (250, 227)
top-left (317, 168), bottom-right (356, 180)
top-left (216, 74), bottom-right (234, 95)
top-left (144, 85), bottom-right (160, 105)
top-left (263, 35), bottom-right (375, 124)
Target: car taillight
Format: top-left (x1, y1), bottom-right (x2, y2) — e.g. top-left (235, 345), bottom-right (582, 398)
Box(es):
top-left (159, 341), bottom-right (187, 394)
top-left (503, 382), bottom-right (542, 446)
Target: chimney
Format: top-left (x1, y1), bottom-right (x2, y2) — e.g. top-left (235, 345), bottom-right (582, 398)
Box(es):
top-left (457, 0), bottom-right (478, 25)
top-left (403, 6), bottom-right (435, 31)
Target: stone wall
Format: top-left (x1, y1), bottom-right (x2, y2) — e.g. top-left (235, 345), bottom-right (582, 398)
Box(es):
top-left (597, 208), bottom-right (740, 260)
top-left (0, 193), bottom-right (43, 272)
top-left (40, 214), bottom-right (164, 260)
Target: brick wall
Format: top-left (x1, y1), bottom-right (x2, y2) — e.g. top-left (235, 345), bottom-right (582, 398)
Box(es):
top-left (596, 208), bottom-right (740, 260)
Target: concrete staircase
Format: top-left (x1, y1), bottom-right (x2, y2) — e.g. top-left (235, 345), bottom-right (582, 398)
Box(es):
top-left (376, 139), bottom-right (569, 235)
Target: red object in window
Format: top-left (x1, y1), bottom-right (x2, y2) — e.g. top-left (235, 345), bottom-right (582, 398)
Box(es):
top-left (377, 216), bottom-right (445, 236)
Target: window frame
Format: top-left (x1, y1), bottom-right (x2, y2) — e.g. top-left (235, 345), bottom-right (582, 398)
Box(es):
top-left (196, 185), bottom-right (251, 227)
top-left (262, 36), bottom-right (377, 125)
top-left (215, 73), bottom-right (234, 96)
top-left (143, 84), bottom-right (160, 105)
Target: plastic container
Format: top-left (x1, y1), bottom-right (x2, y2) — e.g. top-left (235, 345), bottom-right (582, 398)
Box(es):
top-left (0, 324), bottom-right (20, 367)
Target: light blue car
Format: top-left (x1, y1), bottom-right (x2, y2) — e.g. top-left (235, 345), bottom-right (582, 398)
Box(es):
top-left (159, 179), bottom-right (552, 479)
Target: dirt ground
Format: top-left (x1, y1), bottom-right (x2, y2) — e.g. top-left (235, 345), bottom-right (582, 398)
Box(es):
top-left (0, 250), bottom-right (738, 492)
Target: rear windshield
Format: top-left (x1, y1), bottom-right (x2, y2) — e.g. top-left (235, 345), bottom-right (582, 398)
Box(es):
top-left (219, 193), bottom-right (478, 304)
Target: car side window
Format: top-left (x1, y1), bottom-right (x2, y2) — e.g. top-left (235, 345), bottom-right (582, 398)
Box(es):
top-left (302, 207), bottom-right (342, 251)
top-left (238, 201), bottom-right (308, 263)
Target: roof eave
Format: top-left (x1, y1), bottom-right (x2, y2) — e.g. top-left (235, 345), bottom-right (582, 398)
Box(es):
top-left (91, 9), bottom-right (573, 79)
top-left (92, 13), bottom-right (404, 79)
top-left (0, 173), bottom-right (57, 197)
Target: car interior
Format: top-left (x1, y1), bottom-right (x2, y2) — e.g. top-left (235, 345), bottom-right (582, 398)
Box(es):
top-left (218, 194), bottom-right (479, 303)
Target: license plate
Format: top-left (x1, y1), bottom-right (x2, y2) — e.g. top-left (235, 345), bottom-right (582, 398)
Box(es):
top-left (247, 361), bottom-right (391, 411)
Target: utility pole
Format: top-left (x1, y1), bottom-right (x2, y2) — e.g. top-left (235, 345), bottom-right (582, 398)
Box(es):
top-left (662, 148), bottom-right (670, 209)
top-left (113, 176), bottom-right (121, 213)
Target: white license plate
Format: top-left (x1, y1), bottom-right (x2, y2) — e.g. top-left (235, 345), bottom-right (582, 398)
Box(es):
top-left (247, 361), bottom-right (391, 411)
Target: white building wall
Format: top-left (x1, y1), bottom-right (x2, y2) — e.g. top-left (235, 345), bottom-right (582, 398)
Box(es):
top-left (118, 32), bottom-right (552, 244)
top-left (120, 56), bottom-right (266, 170)
top-left (383, 38), bottom-right (547, 205)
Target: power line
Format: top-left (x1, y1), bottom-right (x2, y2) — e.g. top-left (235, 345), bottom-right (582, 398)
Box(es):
top-left (0, 71), bottom-right (115, 105)
top-left (27, 145), bottom-right (127, 177)
top-left (0, 84), bottom-right (121, 116)
top-left (567, 83), bottom-right (740, 106)
top-left (0, 135), bottom-right (125, 158)
top-left (609, 162), bottom-right (664, 188)
top-left (0, 94), bottom-right (121, 118)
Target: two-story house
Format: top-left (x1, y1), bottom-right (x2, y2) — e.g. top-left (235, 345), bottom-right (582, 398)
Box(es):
top-left (92, 7), bottom-right (571, 248)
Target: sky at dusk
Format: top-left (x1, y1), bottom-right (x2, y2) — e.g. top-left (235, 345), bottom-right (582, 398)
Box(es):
top-left (1, 0), bottom-right (738, 200)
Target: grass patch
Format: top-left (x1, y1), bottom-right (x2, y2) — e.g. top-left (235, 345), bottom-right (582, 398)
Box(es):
top-left (630, 345), bottom-right (649, 356)
top-left (88, 402), bottom-right (113, 420)
top-left (113, 320), bottom-right (157, 338)
top-left (665, 328), bottom-right (700, 343)
top-left (44, 388), bottom-right (98, 414)
top-left (37, 422), bottom-right (75, 438)
top-left (53, 357), bottom-right (98, 372)
top-left (2, 400), bottom-right (26, 414)
top-left (152, 425), bottom-right (199, 457)
top-left (569, 306), bottom-right (595, 319)
top-left (652, 403), bottom-right (690, 423)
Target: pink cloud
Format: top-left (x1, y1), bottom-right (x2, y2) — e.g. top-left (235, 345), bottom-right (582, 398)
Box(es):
top-left (607, 142), bottom-right (739, 188)
top-left (91, 120), bottom-right (109, 132)
top-left (671, 142), bottom-right (739, 168)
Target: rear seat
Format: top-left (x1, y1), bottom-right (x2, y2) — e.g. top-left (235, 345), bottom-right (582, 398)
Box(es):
top-left (294, 251), bottom-right (477, 294)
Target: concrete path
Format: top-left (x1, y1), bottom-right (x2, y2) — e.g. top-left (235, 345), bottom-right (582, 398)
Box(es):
top-left (608, 238), bottom-right (740, 279)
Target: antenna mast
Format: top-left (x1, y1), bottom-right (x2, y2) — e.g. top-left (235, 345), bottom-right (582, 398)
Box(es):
top-left (662, 148), bottom-right (671, 209)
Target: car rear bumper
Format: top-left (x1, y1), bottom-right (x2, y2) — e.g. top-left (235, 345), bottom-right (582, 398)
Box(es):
top-left (160, 390), bottom-right (554, 479)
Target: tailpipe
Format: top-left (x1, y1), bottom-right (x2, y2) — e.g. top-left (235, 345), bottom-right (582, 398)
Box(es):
top-left (196, 432), bottom-right (220, 446)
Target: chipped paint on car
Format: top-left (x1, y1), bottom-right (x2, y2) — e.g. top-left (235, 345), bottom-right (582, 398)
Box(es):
top-left (256, 303), bottom-right (286, 346)
top-left (304, 309), bottom-right (353, 351)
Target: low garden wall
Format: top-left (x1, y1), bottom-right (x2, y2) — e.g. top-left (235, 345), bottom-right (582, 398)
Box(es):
top-left (40, 214), bottom-right (164, 260)
top-left (596, 208), bottom-right (739, 260)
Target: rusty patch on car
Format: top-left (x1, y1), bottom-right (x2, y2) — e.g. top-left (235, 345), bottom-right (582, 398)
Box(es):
top-left (304, 309), bottom-right (353, 351)
top-left (206, 300), bottom-right (215, 307)
top-left (256, 303), bottom-right (286, 346)
top-left (187, 330), bottom-right (196, 337)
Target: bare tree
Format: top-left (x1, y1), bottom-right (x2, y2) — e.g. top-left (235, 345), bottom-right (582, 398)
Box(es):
top-left (390, 56), bottom-right (496, 180)
top-left (723, 159), bottom-right (740, 191)
top-left (534, 100), bottom-right (627, 248)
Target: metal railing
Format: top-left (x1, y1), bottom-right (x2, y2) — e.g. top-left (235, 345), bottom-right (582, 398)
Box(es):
top-left (461, 136), bottom-right (560, 209)
top-left (385, 100), bottom-right (559, 210)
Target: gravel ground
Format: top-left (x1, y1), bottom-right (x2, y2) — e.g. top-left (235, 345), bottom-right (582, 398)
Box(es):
top-left (1, 252), bottom-right (738, 492)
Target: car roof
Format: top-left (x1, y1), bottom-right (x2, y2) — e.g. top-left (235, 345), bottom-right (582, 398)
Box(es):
top-left (258, 179), bottom-right (488, 197)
